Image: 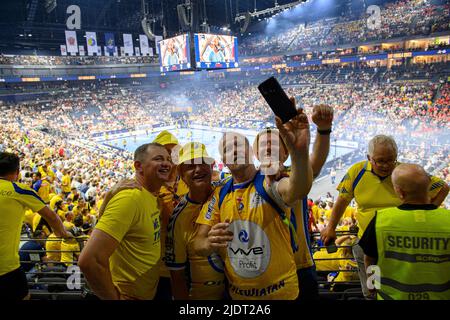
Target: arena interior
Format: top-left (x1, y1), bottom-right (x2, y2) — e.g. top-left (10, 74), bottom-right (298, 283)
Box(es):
top-left (0, 0), bottom-right (449, 303)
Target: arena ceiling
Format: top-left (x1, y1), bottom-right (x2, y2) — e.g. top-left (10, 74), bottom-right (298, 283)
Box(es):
top-left (0, 0), bottom-right (306, 53)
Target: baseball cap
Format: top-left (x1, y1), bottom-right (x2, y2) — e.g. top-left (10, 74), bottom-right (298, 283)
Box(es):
top-left (152, 130), bottom-right (179, 146)
top-left (178, 142), bottom-right (214, 165)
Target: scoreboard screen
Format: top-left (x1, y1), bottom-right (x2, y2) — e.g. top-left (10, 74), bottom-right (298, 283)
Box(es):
top-left (194, 33), bottom-right (239, 69)
top-left (159, 34), bottom-right (191, 72)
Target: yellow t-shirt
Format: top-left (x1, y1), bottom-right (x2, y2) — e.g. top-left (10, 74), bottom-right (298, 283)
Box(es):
top-left (311, 205), bottom-right (320, 223)
top-left (63, 221), bottom-right (75, 229)
top-left (95, 188), bottom-right (161, 300)
top-left (166, 194), bottom-right (225, 300)
top-left (337, 161), bottom-right (446, 238)
top-left (49, 195), bottom-right (63, 211)
top-left (0, 180), bottom-right (46, 275)
top-left (46, 233), bottom-right (61, 263)
top-left (24, 209), bottom-right (36, 226)
top-left (60, 238), bottom-right (80, 266)
top-left (43, 147), bottom-right (51, 159)
top-left (313, 248), bottom-right (341, 271)
top-left (324, 209), bottom-right (333, 220)
top-left (32, 213), bottom-right (50, 235)
top-left (335, 258), bottom-right (358, 282)
top-left (57, 209), bottom-right (66, 221)
top-left (61, 175), bottom-right (71, 193)
top-left (37, 179), bottom-right (51, 203)
top-left (342, 206), bottom-right (355, 220)
top-left (196, 172), bottom-right (299, 300)
top-left (313, 248), bottom-right (358, 282)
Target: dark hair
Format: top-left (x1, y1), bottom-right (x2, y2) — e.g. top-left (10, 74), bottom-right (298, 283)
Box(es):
top-left (32, 229), bottom-right (45, 238)
top-left (74, 214), bottom-right (84, 228)
top-left (134, 142), bottom-right (164, 162)
top-left (0, 152), bottom-right (20, 176)
top-left (34, 172), bottom-right (42, 178)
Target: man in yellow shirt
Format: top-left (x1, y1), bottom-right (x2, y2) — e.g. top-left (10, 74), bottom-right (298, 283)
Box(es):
top-left (165, 142), bottom-right (226, 300)
top-left (250, 104), bottom-right (333, 300)
top-left (152, 130), bottom-right (186, 299)
top-left (61, 169), bottom-right (71, 197)
top-left (79, 143), bottom-right (173, 300)
top-left (0, 152), bottom-right (68, 300)
top-left (45, 233), bottom-right (62, 266)
top-left (60, 231), bottom-right (81, 267)
top-left (193, 106), bottom-right (313, 300)
top-left (321, 135), bottom-right (449, 299)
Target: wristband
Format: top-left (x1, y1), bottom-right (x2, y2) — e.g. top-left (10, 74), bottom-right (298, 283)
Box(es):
top-left (317, 128), bottom-right (332, 135)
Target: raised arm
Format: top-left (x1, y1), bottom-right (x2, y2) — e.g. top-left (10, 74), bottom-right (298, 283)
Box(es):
top-left (275, 99), bottom-right (313, 206)
top-left (310, 104), bottom-right (333, 178)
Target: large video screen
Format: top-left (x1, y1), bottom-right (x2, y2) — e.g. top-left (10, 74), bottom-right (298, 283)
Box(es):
top-left (159, 34), bottom-right (191, 72)
top-left (194, 33), bottom-right (239, 69)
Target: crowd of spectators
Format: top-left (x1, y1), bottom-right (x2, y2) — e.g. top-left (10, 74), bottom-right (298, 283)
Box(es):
top-left (0, 54), bottom-right (157, 66)
top-left (240, 0), bottom-right (449, 56)
top-left (0, 59), bottom-right (448, 295)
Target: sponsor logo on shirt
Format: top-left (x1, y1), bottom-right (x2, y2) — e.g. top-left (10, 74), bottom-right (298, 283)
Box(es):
top-left (228, 221), bottom-right (271, 278)
top-left (205, 196), bottom-right (216, 220)
top-left (229, 280), bottom-right (285, 297)
top-left (249, 192), bottom-right (265, 209)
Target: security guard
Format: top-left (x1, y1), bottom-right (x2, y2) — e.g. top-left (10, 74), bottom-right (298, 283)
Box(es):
top-left (359, 164), bottom-right (450, 300)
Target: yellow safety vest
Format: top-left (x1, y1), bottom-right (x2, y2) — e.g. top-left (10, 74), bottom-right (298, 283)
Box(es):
top-left (375, 206), bottom-right (450, 300)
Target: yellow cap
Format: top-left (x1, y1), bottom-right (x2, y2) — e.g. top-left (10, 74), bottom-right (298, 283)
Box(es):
top-left (178, 142), bottom-right (215, 165)
top-left (152, 130), bottom-right (179, 146)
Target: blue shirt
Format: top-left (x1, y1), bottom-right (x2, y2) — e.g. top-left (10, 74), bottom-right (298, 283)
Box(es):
top-left (19, 241), bottom-right (45, 272)
top-left (208, 50), bottom-right (225, 62)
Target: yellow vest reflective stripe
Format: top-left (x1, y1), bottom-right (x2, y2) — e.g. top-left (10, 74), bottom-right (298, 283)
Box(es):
top-left (375, 206), bottom-right (450, 300)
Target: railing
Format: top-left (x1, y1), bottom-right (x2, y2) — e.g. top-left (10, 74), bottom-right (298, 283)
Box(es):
top-left (18, 230), bottom-right (363, 300)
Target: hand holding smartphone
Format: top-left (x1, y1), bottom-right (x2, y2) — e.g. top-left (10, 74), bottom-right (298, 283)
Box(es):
top-left (258, 77), bottom-right (298, 124)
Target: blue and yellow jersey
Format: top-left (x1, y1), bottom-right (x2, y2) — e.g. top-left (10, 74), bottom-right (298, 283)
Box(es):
top-left (158, 178), bottom-right (189, 278)
top-left (196, 171), bottom-right (299, 300)
top-left (166, 194), bottom-right (225, 300)
top-left (291, 198), bottom-right (314, 270)
top-left (337, 161), bottom-right (446, 238)
top-left (95, 188), bottom-right (161, 300)
top-left (0, 179), bottom-right (46, 276)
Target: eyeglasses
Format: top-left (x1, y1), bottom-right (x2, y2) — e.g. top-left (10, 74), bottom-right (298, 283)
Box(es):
top-left (371, 158), bottom-right (397, 167)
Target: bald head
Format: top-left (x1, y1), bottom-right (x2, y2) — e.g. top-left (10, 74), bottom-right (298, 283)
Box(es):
top-left (392, 164), bottom-right (431, 203)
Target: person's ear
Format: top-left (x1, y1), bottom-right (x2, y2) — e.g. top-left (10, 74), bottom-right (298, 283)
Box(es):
top-left (134, 161), bottom-right (143, 174)
top-left (394, 185), bottom-right (405, 200)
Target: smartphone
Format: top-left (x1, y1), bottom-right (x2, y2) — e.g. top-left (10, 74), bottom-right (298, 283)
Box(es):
top-left (258, 77), bottom-right (297, 124)
top-left (326, 244), bottom-right (338, 254)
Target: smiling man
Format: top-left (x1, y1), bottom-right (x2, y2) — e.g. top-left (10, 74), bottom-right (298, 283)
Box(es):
top-left (165, 142), bottom-right (226, 300)
top-left (79, 143), bottom-right (173, 300)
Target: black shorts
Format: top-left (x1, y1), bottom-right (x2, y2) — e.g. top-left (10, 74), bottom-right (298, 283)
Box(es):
top-left (0, 267), bottom-right (29, 300)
